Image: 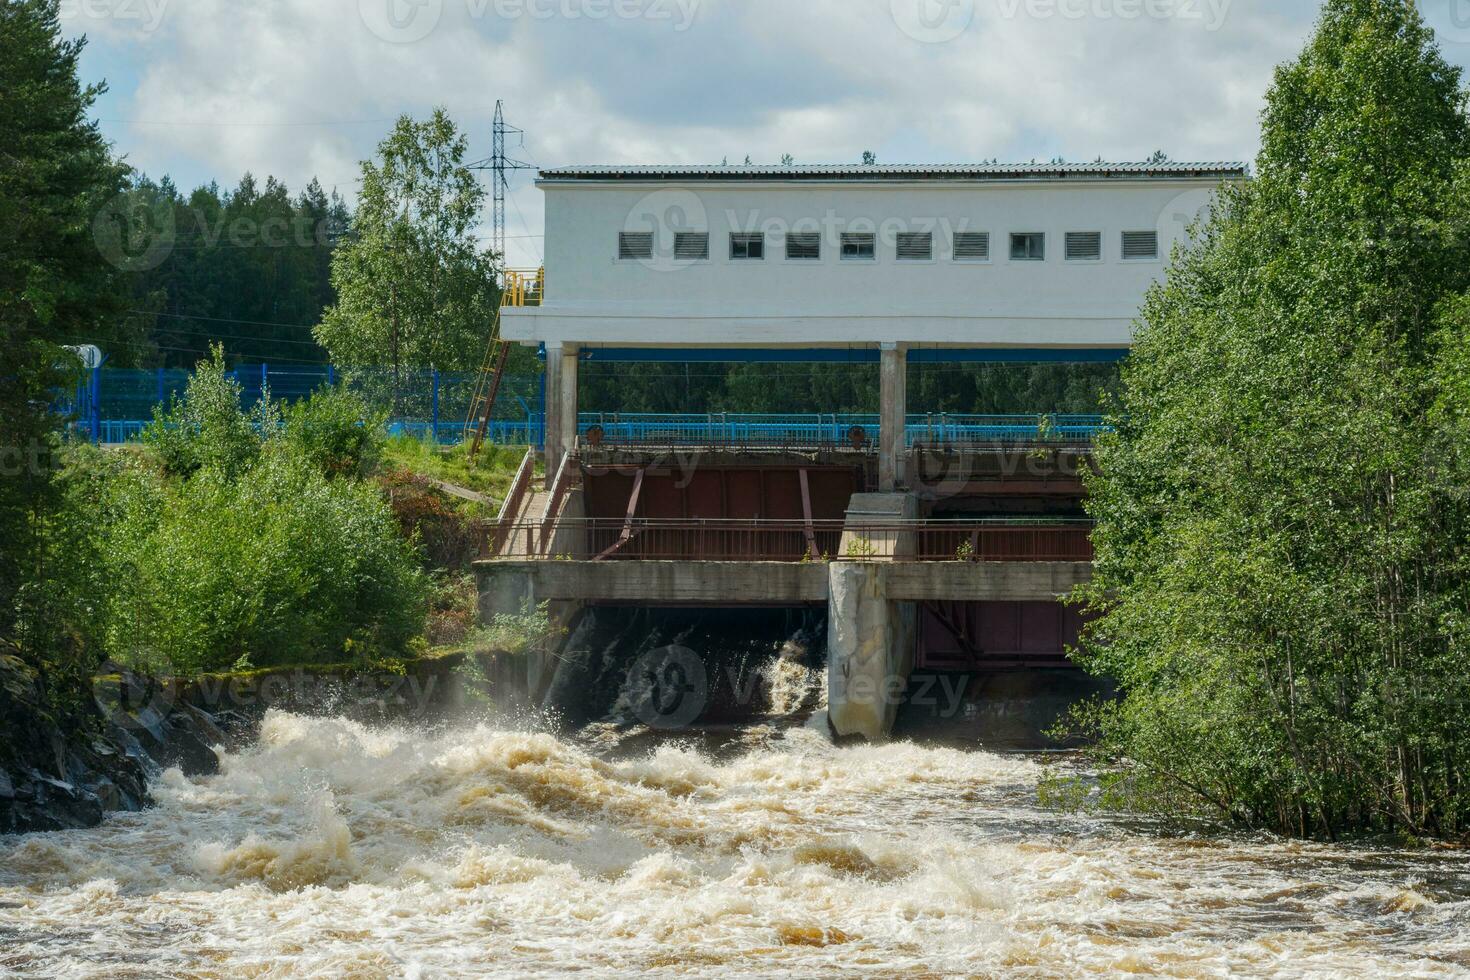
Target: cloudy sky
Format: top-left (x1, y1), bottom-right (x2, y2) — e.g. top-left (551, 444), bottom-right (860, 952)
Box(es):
top-left (66, 0), bottom-right (1470, 267)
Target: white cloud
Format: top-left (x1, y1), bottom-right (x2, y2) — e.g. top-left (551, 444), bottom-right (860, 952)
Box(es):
top-left (72, 0), bottom-right (1470, 267)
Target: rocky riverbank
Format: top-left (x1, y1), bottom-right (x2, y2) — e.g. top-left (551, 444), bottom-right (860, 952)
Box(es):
top-left (1, 650), bottom-right (523, 835)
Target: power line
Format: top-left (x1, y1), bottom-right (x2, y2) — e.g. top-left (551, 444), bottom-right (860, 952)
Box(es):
top-left (468, 101), bottom-right (534, 270)
top-left (135, 309), bottom-right (322, 332)
top-left (142, 323), bottom-right (326, 351)
top-left (52, 333), bottom-right (333, 366)
top-left (99, 104), bottom-right (508, 128)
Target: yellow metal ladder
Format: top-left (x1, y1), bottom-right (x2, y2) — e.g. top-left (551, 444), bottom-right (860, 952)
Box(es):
top-left (465, 267), bottom-right (543, 459)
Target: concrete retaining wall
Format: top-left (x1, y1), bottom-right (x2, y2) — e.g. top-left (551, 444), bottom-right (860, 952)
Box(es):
top-left (474, 559), bottom-right (1089, 606)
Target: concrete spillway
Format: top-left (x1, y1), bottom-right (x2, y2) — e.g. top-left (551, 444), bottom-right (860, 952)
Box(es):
top-left (478, 454), bottom-right (1095, 743)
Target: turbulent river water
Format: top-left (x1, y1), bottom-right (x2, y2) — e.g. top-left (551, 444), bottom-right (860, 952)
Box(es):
top-left (3, 664), bottom-right (1470, 977)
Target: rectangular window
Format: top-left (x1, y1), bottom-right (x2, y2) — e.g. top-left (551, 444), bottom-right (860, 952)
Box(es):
top-left (1065, 231), bottom-right (1102, 261)
top-left (840, 232), bottom-right (876, 260)
top-left (1121, 230), bottom-right (1159, 260)
top-left (730, 232), bottom-right (764, 259)
top-left (896, 232), bottom-right (933, 260)
top-left (786, 232), bottom-right (821, 260)
top-left (1010, 232), bottom-right (1045, 261)
top-left (953, 232), bottom-right (990, 260)
top-left (618, 231), bottom-right (653, 260)
top-left (673, 232), bottom-right (709, 260)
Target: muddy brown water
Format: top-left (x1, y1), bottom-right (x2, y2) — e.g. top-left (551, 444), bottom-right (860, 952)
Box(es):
top-left (2, 676), bottom-right (1468, 977)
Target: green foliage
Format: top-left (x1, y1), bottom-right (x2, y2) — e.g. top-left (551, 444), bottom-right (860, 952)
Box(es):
top-left (89, 353), bottom-right (429, 676)
top-left (467, 601), bottom-right (561, 657)
top-left (579, 361), bottom-right (1120, 415)
top-left (143, 345), bottom-right (269, 478)
top-left (281, 385), bottom-right (386, 478)
top-left (315, 110), bottom-right (498, 382)
top-left (455, 601), bottom-right (562, 701)
top-left (0, 0), bottom-right (130, 695)
top-left (113, 172), bottom-right (348, 367)
top-left (378, 436), bottom-right (530, 511)
top-left (1074, 0), bottom-right (1470, 839)
top-left (90, 447), bottom-right (427, 676)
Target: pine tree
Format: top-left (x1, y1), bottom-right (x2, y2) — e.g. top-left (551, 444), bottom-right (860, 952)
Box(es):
top-left (0, 0), bottom-right (129, 663)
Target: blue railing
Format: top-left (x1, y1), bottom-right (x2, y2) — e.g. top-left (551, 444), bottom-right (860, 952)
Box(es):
top-left (578, 412), bottom-right (878, 448)
top-left (576, 413), bottom-right (1108, 448)
top-left (60, 366), bottom-right (543, 447)
top-left (904, 413), bottom-right (1107, 446)
top-left (59, 367), bottom-right (1107, 450)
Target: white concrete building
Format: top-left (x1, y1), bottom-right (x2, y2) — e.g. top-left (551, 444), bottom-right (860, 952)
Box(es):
top-left (502, 162), bottom-right (1247, 486)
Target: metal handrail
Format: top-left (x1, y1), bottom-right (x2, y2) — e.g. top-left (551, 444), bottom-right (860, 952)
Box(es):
top-left (485, 518), bottom-right (1093, 563)
top-left (574, 412), bottom-right (1109, 450)
top-left (501, 267), bottom-right (545, 307)
top-left (487, 447), bottom-right (537, 557)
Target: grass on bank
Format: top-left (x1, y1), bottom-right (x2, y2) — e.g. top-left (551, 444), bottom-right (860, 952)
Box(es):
top-left (378, 436), bottom-right (535, 515)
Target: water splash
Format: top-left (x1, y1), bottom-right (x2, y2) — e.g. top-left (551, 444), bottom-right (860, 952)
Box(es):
top-left (763, 641), bottom-right (825, 718)
top-left (2, 711), bottom-right (1467, 977)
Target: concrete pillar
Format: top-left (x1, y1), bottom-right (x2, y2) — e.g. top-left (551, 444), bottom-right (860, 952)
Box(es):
top-left (542, 342), bottom-right (578, 486)
top-left (475, 562), bottom-right (580, 707)
top-left (559, 342), bottom-right (579, 465)
top-left (826, 563), bottom-right (916, 741)
top-left (827, 492), bottom-right (918, 740)
top-left (879, 343), bottom-right (907, 492)
top-left (543, 341), bottom-right (563, 482)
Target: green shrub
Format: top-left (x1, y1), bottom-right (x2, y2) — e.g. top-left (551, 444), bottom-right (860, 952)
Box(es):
top-left (143, 345), bottom-right (272, 480)
top-left (282, 386), bottom-right (386, 479)
top-left (97, 445), bottom-right (427, 676)
top-left (91, 348), bottom-right (429, 676)
top-left (465, 600), bottom-right (561, 657)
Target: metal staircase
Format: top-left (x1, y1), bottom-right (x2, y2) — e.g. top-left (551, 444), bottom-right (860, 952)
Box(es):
top-left (465, 267), bottom-right (543, 459)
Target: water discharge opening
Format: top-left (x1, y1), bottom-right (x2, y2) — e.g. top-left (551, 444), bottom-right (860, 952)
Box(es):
top-left (544, 606), bottom-right (828, 742)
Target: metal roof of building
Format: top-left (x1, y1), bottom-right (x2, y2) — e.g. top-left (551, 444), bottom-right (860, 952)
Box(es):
top-left (538, 162), bottom-right (1249, 182)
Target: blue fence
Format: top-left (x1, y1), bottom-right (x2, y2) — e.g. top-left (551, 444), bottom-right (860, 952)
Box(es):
top-left (60, 368), bottom-right (1107, 449)
top-left (576, 412), bottom-right (1108, 447)
top-left (62, 366), bottom-right (544, 447)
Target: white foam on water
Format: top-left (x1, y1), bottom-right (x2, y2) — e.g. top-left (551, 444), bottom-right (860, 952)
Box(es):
top-left (762, 655), bottom-right (824, 717)
top-left (2, 710), bottom-right (1467, 977)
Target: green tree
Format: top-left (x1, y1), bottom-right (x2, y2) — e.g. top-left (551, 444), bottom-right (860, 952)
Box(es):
top-left (315, 110), bottom-right (498, 395)
top-left (94, 354), bottom-right (428, 675)
top-left (0, 0), bottom-right (129, 685)
top-left (116, 172), bottom-right (348, 367)
top-left (1074, 0), bottom-right (1470, 838)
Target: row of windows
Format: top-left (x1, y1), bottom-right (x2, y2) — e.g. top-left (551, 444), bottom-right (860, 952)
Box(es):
top-left (617, 229), bottom-right (1160, 263)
